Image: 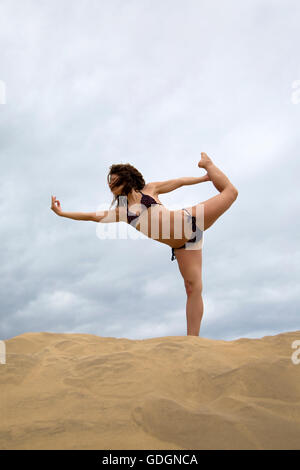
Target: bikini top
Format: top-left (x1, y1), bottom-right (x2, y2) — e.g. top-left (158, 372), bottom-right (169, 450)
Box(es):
top-left (127, 190), bottom-right (163, 224)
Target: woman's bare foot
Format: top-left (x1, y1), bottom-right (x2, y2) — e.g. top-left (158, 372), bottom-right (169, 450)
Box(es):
top-left (198, 152), bottom-right (236, 193)
top-left (198, 152), bottom-right (213, 169)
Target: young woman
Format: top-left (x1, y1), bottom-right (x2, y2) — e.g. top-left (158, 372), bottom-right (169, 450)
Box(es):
top-left (51, 152), bottom-right (238, 336)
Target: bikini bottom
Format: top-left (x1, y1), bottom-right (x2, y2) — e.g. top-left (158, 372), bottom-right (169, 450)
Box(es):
top-left (171, 208), bottom-right (204, 261)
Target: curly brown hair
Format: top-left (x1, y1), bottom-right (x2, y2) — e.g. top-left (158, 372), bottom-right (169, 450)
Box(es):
top-left (107, 163), bottom-right (146, 209)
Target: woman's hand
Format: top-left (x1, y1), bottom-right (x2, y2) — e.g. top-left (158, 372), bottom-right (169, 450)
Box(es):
top-left (200, 173), bottom-right (211, 182)
top-left (51, 195), bottom-right (62, 215)
top-left (204, 173), bottom-right (211, 182)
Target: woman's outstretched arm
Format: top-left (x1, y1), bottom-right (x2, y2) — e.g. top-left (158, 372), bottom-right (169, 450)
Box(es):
top-left (152, 174), bottom-right (209, 195)
top-left (181, 175), bottom-right (210, 186)
top-left (50, 196), bottom-right (120, 222)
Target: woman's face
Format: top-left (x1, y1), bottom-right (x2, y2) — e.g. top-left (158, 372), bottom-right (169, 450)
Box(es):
top-left (108, 174), bottom-right (124, 195)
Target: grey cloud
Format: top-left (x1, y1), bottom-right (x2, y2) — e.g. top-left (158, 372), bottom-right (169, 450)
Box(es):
top-left (0, 0), bottom-right (299, 341)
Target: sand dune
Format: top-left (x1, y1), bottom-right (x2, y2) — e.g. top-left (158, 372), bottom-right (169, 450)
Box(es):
top-left (1, 330), bottom-right (300, 450)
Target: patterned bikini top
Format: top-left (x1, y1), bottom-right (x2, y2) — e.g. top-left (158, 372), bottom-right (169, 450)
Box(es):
top-left (127, 190), bottom-right (163, 224)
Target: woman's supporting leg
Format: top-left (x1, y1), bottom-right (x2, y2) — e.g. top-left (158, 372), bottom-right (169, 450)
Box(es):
top-left (186, 281), bottom-right (203, 336)
top-left (173, 248), bottom-right (204, 336)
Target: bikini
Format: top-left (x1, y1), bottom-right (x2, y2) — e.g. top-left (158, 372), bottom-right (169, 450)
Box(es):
top-left (171, 208), bottom-right (204, 261)
top-left (126, 190), bottom-right (163, 225)
top-left (126, 190), bottom-right (203, 261)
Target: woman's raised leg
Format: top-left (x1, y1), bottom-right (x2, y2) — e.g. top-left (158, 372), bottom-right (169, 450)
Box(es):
top-left (193, 153), bottom-right (238, 231)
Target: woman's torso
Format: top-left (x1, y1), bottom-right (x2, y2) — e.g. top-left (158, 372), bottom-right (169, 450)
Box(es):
top-left (125, 184), bottom-right (194, 249)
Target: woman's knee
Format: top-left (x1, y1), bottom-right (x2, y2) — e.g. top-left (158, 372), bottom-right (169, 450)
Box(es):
top-left (184, 279), bottom-right (202, 295)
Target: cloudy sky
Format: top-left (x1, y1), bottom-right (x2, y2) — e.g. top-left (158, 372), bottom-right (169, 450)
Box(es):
top-left (0, 0), bottom-right (299, 342)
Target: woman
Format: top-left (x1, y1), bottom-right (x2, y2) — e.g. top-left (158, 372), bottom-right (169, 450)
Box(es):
top-left (51, 152), bottom-right (238, 336)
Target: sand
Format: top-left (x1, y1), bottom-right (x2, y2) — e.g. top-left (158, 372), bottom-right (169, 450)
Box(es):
top-left (1, 330), bottom-right (300, 450)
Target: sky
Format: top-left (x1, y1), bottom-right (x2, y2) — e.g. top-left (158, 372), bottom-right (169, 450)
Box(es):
top-left (0, 0), bottom-right (299, 341)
